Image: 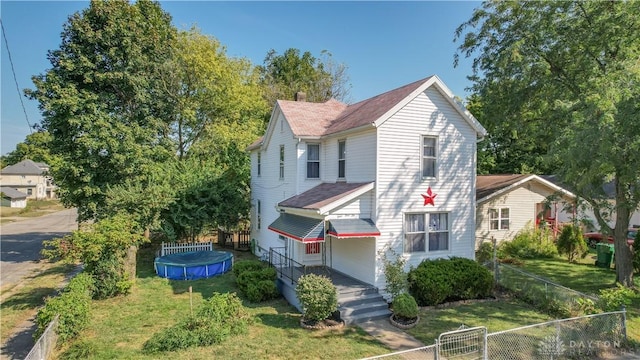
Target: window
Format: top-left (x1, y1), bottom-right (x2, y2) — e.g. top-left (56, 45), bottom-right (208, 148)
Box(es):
top-left (306, 242), bottom-right (321, 254)
top-left (307, 144), bottom-right (320, 178)
top-left (279, 145), bottom-right (285, 179)
top-left (489, 208), bottom-right (509, 230)
top-left (27, 189), bottom-right (33, 196)
top-left (338, 140), bottom-right (346, 178)
top-left (257, 152), bottom-right (261, 176)
top-left (404, 212), bottom-right (449, 253)
top-left (257, 200), bottom-right (261, 230)
top-left (422, 136), bottom-right (437, 178)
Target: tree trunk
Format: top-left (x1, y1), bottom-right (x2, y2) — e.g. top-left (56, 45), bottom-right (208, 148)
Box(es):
top-left (614, 177), bottom-right (633, 287)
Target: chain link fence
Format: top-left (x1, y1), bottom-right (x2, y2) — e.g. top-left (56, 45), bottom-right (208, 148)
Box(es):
top-left (359, 311), bottom-right (628, 360)
top-left (25, 315), bottom-right (59, 360)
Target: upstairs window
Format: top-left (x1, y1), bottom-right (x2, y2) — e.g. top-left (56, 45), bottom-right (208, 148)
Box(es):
top-left (257, 200), bottom-right (262, 230)
top-left (279, 145), bottom-right (285, 179)
top-left (257, 152), bottom-right (261, 177)
top-left (404, 212), bottom-right (449, 253)
top-left (422, 136), bottom-right (437, 178)
top-left (338, 140), bottom-right (346, 179)
top-left (307, 144), bottom-right (320, 179)
top-left (489, 208), bottom-right (510, 230)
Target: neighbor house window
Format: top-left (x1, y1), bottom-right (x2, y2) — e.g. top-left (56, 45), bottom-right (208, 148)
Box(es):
top-left (27, 189), bottom-right (33, 196)
top-left (307, 144), bottom-right (320, 179)
top-left (404, 212), bottom-right (449, 253)
top-left (257, 152), bottom-right (261, 177)
top-left (257, 200), bottom-right (261, 230)
top-left (489, 208), bottom-right (509, 230)
top-left (338, 140), bottom-right (346, 179)
top-left (422, 136), bottom-right (437, 178)
top-left (279, 145), bottom-right (285, 179)
top-left (306, 242), bottom-right (321, 254)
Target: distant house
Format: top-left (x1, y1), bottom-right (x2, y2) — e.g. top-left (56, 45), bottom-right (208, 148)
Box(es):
top-left (248, 75), bottom-right (487, 322)
top-left (0, 186), bottom-right (27, 208)
top-left (475, 174), bottom-right (576, 245)
top-left (0, 159), bottom-right (57, 200)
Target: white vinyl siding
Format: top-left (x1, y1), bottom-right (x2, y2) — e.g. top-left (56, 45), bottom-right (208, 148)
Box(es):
top-left (375, 87), bottom-right (478, 274)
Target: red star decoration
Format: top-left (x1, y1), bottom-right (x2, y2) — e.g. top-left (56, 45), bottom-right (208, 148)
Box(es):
top-left (421, 187), bottom-right (437, 206)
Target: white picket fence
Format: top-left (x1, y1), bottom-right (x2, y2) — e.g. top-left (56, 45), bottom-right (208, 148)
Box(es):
top-left (159, 242), bottom-right (213, 256)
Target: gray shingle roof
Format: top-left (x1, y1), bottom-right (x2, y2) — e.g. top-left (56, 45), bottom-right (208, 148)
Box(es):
top-left (0, 187), bottom-right (27, 199)
top-left (278, 182), bottom-right (374, 210)
top-left (1, 159), bottom-right (47, 175)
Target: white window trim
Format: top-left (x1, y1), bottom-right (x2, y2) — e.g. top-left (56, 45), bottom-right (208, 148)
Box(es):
top-left (338, 140), bottom-right (346, 179)
top-left (257, 152), bottom-right (261, 177)
top-left (403, 212), bottom-right (450, 254)
top-left (306, 143), bottom-right (320, 179)
top-left (257, 200), bottom-right (261, 230)
top-left (279, 145), bottom-right (285, 180)
top-left (421, 135), bottom-right (438, 179)
top-left (489, 207), bottom-right (510, 231)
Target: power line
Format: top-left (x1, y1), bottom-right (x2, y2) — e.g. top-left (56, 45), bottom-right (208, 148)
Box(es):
top-left (1, 18), bottom-right (34, 134)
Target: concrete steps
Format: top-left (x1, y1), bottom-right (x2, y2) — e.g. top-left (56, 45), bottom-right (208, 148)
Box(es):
top-left (338, 286), bottom-right (391, 325)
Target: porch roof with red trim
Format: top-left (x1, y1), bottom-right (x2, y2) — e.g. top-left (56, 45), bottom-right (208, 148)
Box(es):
top-left (327, 218), bottom-right (380, 238)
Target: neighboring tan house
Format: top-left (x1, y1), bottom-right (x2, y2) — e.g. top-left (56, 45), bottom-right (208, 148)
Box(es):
top-left (475, 174), bottom-right (577, 245)
top-left (0, 186), bottom-right (27, 208)
top-left (248, 75), bottom-right (487, 322)
top-left (0, 159), bottom-right (57, 200)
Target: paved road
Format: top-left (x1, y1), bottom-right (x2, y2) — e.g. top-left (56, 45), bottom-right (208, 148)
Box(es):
top-left (1, 208), bottom-right (78, 287)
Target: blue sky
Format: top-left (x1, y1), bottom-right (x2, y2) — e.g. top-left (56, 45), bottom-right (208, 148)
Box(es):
top-left (1, 1), bottom-right (481, 156)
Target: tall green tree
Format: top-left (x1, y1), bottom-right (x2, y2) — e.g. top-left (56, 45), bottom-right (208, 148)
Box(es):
top-left (26, 0), bottom-right (178, 222)
top-left (259, 48), bottom-right (351, 105)
top-left (2, 131), bottom-right (60, 168)
top-left (456, 0), bottom-right (640, 286)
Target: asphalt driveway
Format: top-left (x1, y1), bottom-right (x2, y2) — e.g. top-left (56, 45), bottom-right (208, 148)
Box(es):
top-left (1, 208), bottom-right (78, 287)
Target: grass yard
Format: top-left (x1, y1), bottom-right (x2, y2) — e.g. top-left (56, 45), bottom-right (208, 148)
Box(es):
top-left (516, 256), bottom-right (640, 341)
top-left (0, 263), bottom-right (77, 341)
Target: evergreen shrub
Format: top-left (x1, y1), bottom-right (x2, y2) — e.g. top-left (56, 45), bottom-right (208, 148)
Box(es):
top-left (295, 273), bottom-right (338, 323)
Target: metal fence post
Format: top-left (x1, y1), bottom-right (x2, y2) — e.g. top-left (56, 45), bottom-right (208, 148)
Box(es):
top-left (492, 237), bottom-right (499, 285)
top-left (621, 305), bottom-right (627, 340)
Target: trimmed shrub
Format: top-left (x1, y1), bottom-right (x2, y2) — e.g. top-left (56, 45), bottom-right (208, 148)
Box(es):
top-left (143, 292), bottom-right (252, 353)
top-left (295, 273), bottom-right (338, 323)
top-left (475, 241), bottom-right (494, 265)
top-left (408, 257), bottom-right (494, 306)
top-left (235, 265), bottom-right (278, 302)
top-left (556, 224), bottom-right (589, 263)
top-left (34, 272), bottom-right (95, 341)
top-left (232, 260), bottom-right (265, 277)
top-left (392, 293), bottom-right (419, 319)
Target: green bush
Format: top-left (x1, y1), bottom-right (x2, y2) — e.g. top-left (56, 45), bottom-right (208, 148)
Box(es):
top-left (408, 257), bottom-right (493, 306)
top-left (499, 226), bottom-right (558, 259)
top-left (34, 272), bottom-right (94, 342)
top-left (391, 293), bottom-right (419, 319)
top-left (556, 224), bottom-right (588, 263)
top-left (235, 265), bottom-right (278, 302)
top-left (378, 245), bottom-right (408, 300)
top-left (475, 241), bottom-right (495, 265)
top-left (88, 254), bottom-right (132, 299)
top-left (295, 273), bottom-right (338, 323)
top-left (232, 259), bottom-right (266, 277)
top-left (596, 285), bottom-right (635, 312)
top-left (143, 292), bottom-right (252, 353)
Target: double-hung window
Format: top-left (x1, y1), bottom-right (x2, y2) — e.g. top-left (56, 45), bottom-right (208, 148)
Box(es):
top-left (422, 136), bottom-right (437, 178)
top-left (256, 200), bottom-right (261, 230)
top-left (489, 208), bottom-right (509, 230)
top-left (338, 140), bottom-right (346, 179)
top-left (307, 144), bottom-right (320, 179)
top-left (279, 145), bottom-right (285, 179)
top-left (404, 213), bottom-right (449, 253)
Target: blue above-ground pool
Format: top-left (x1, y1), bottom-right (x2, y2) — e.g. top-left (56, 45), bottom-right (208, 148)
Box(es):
top-left (154, 251), bottom-right (233, 280)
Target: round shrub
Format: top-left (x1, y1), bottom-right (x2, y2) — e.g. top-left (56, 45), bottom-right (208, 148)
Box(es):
top-left (556, 224), bottom-right (588, 263)
top-left (295, 273), bottom-right (338, 323)
top-left (246, 280), bottom-right (279, 303)
top-left (392, 293), bottom-right (419, 319)
top-left (232, 259), bottom-right (266, 277)
top-left (408, 257), bottom-right (494, 306)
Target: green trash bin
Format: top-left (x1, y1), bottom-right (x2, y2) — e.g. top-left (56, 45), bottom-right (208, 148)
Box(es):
top-left (595, 243), bottom-right (614, 268)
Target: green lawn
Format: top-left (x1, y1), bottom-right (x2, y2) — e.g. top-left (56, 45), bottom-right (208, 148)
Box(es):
top-left (515, 256), bottom-right (640, 341)
top-left (10, 245), bottom-right (637, 359)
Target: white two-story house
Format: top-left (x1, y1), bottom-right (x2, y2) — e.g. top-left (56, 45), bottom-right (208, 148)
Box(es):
top-left (248, 75), bottom-right (487, 301)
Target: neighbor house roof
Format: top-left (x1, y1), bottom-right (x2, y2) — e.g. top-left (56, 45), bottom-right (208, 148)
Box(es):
top-left (476, 174), bottom-right (576, 204)
top-left (1, 159), bottom-right (47, 175)
top-left (247, 75), bottom-right (487, 151)
top-left (0, 187), bottom-right (27, 199)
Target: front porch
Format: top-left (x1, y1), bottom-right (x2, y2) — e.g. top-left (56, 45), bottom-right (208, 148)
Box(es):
top-left (263, 246), bottom-right (391, 325)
